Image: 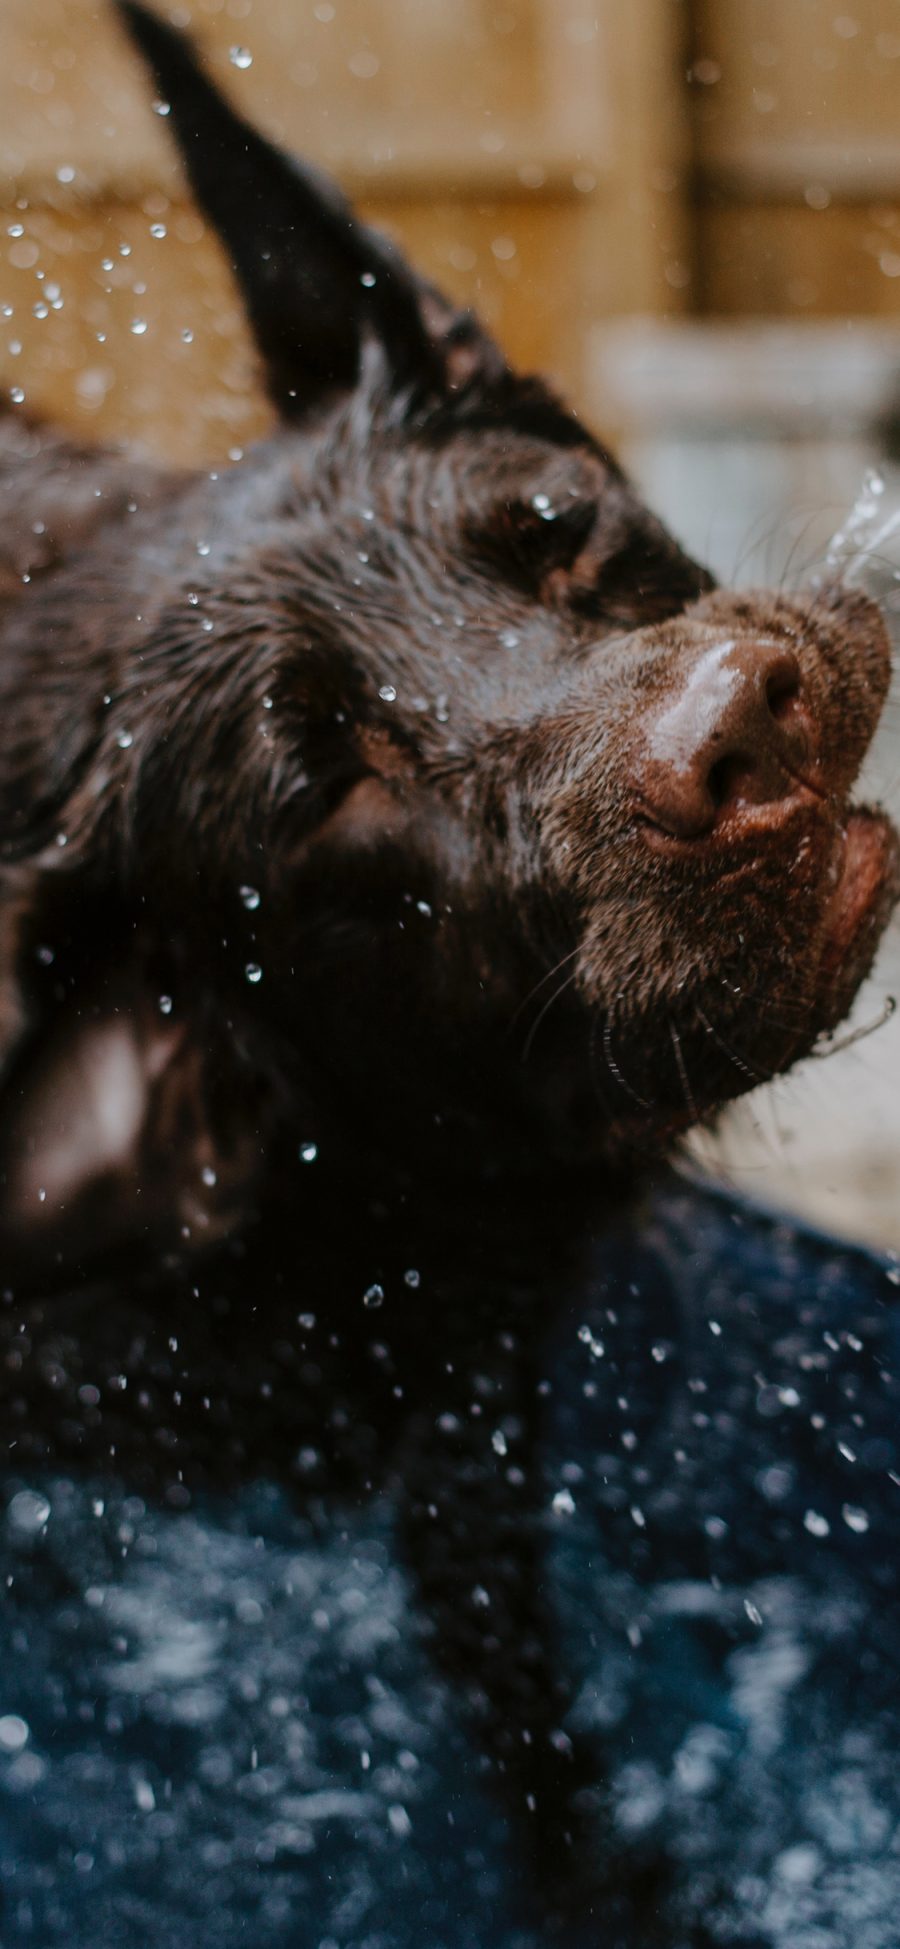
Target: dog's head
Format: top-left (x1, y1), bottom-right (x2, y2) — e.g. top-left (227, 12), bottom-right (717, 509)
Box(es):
top-left (88, 8), bottom-right (900, 1175)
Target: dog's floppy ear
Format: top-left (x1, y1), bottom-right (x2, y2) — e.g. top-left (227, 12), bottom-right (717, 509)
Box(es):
top-left (117, 1), bottom-right (505, 418)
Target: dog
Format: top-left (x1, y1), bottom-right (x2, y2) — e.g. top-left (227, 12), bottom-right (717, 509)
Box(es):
top-left (0, 3), bottom-right (897, 1932)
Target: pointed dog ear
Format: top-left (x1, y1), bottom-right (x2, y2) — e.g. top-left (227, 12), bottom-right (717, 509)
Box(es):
top-left (117, 2), bottom-right (506, 419)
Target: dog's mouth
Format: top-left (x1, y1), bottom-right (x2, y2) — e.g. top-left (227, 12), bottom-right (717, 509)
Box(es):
top-left (566, 799), bottom-right (900, 1142)
top-left (813, 805), bottom-right (900, 1026)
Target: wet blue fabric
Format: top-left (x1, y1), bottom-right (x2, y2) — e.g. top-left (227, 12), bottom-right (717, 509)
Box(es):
top-left (0, 1177), bottom-right (898, 1948)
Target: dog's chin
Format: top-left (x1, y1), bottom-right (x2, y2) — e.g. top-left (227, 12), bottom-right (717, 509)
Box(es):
top-left (811, 807), bottom-right (900, 1033)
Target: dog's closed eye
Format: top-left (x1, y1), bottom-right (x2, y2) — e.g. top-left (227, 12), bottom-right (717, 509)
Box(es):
top-left (464, 496), bottom-right (598, 595)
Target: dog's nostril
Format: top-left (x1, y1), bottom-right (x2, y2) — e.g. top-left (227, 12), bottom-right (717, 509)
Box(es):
top-left (707, 751), bottom-right (753, 811)
top-left (765, 667), bottom-right (801, 720)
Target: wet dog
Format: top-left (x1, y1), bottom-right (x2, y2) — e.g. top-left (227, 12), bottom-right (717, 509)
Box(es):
top-left (0, 3), bottom-right (896, 1932)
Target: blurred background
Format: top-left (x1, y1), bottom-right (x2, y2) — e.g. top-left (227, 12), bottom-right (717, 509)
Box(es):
top-left (3, 0), bottom-right (900, 1245)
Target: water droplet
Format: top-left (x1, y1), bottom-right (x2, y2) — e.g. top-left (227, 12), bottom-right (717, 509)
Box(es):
top-left (299, 1142), bottom-right (318, 1163)
top-left (804, 1508), bottom-right (830, 1537)
top-left (9, 387), bottom-right (25, 405)
top-left (500, 628), bottom-right (519, 649)
top-left (181, 328), bottom-right (194, 344)
top-left (842, 1503), bottom-right (870, 1533)
top-left (201, 1165), bottom-right (217, 1188)
top-left (491, 1428), bottom-right (507, 1455)
top-left (7, 1490), bottom-right (50, 1535)
top-left (150, 222), bottom-right (167, 239)
top-left (130, 318), bottom-right (148, 336)
top-left (363, 1283), bottom-right (384, 1309)
top-left (153, 99), bottom-right (171, 116)
top-left (577, 1323), bottom-right (605, 1359)
top-left (349, 47), bottom-right (380, 78)
top-left (378, 683), bottom-right (397, 702)
top-left (0, 1716), bottom-right (28, 1754)
top-left (404, 1268), bottom-right (420, 1288)
top-left (552, 1487), bottom-right (575, 1516)
top-left (229, 45), bottom-right (253, 68)
top-left (116, 728), bottom-right (134, 749)
top-left (239, 885), bottom-right (260, 910)
top-left (159, 994), bottom-right (173, 1015)
top-left (245, 963), bottom-right (262, 984)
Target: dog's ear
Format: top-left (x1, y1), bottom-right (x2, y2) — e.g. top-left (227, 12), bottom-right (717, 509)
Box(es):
top-left (117, 1), bottom-right (506, 419)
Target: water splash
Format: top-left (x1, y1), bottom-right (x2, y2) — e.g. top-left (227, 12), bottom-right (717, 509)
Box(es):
top-left (822, 467), bottom-right (900, 592)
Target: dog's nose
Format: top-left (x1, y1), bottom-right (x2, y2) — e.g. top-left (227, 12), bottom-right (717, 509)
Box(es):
top-left (638, 638), bottom-right (812, 840)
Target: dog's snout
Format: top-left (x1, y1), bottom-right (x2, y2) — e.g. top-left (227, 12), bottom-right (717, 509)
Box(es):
top-left (637, 637), bottom-right (812, 840)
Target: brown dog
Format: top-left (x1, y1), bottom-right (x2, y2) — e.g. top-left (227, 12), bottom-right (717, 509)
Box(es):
top-left (0, 6), bottom-right (895, 1269)
top-left (0, 9), bottom-right (897, 1930)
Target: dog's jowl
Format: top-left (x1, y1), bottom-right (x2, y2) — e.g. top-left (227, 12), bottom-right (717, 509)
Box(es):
top-left (0, 3), bottom-right (897, 1930)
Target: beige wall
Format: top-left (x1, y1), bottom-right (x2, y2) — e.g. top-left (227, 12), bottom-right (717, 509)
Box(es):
top-left (3, 2), bottom-right (900, 461)
top-left (690, 0), bottom-right (900, 317)
top-left (0, 0), bottom-right (691, 461)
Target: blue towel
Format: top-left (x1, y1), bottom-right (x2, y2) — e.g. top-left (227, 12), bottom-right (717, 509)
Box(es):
top-left (0, 1176), bottom-right (897, 1947)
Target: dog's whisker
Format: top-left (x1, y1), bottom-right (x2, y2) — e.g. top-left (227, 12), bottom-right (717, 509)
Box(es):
top-left (669, 1018), bottom-right (700, 1125)
top-left (509, 945), bottom-right (581, 1036)
top-left (520, 967), bottom-right (579, 1063)
top-left (695, 1003), bottom-right (765, 1087)
top-left (810, 993), bottom-right (897, 1060)
top-left (600, 1020), bottom-right (653, 1112)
